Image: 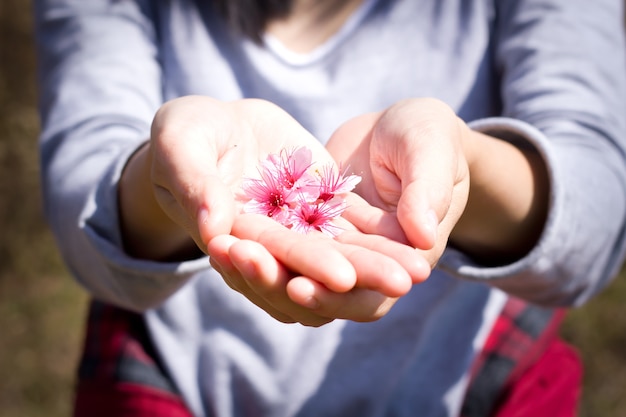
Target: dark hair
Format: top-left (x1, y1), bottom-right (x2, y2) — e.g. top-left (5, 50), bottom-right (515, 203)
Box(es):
top-left (213, 0), bottom-right (293, 43)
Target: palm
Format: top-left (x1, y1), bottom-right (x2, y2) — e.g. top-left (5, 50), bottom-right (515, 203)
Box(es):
top-left (326, 112), bottom-right (409, 240)
top-left (326, 99), bottom-right (470, 265)
top-left (147, 96), bottom-right (435, 325)
top-left (150, 97), bottom-right (338, 244)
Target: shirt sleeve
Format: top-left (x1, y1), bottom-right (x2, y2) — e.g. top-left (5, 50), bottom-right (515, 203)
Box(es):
top-left (440, 0), bottom-right (626, 307)
top-left (34, 0), bottom-right (210, 312)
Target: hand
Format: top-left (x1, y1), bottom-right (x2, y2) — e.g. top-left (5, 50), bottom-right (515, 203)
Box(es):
top-left (207, 213), bottom-right (429, 326)
top-left (327, 97), bottom-right (550, 265)
top-left (120, 96), bottom-right (336, 260)
top-left (326, 98), bottom-right (471, 267)
top-left (120, 96), bottom-right (431, 325)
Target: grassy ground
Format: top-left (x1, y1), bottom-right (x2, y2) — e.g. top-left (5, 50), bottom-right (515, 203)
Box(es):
top-left (0, 2), bottom-right (88, 416)
top-left (562, 278), bottom-right (626, 416)
top-left (1, 1), bottom-right (625, 416)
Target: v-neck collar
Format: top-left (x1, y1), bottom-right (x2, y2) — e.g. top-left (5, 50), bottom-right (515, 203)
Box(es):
top-left (260, 0), bottom-right (378, 67)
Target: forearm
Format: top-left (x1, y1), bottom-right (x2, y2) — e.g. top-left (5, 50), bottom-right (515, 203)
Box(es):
top-left (451, 128), bottom-right (549, 265)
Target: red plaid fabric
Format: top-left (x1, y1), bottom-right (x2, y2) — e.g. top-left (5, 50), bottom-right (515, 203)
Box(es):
top-left (73, 301), bottom-right (194, 417)
top-left (73, 297), bottom-right (581, 417)
top-left (461, 297), bottom-right (582, 417)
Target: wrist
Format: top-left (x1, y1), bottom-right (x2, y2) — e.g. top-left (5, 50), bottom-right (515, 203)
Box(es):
top-left (451, 128), bottom-right (549, 265)
top-left (457, 117), bottom-right (479, 178)
top-left (119, 143), bottom-right (199, 261)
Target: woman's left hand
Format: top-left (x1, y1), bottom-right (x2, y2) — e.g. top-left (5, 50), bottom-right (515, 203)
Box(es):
top-left (326, 98), bottom-right (472, 268)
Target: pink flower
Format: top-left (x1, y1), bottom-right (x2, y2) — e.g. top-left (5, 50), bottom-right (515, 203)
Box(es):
top-left (268, 147), bottom-right (316, 192)
top-left (241, 169), bottom-right (292, 224)
top-left (289, 196), bottom-right (346, 237)
top-left (316, 163), bottom-right (362, 202)
top-left (241, 146), bottom-right (361, 236)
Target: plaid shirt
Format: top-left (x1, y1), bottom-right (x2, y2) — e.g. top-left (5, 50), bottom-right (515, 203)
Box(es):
top-left (73, 297), bottom-right (575, 417)
top-left (73, 301), bottom-right (194, 417)
top-left (461, 298), bottom-right (569, 417)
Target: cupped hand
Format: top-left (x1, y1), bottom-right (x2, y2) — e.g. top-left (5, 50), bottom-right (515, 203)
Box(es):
top-left (122, 96), bottom-right (432, 325)
top-left (147, 96), bottom-right (335, 254)
top-left (326, 98), bottom-right (472, 268)
top-left (207, 213), bottom-right (429, 326)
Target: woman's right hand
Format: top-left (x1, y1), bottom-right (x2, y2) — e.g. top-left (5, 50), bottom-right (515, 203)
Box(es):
top-left (119, 96), bottom-right (334, 261)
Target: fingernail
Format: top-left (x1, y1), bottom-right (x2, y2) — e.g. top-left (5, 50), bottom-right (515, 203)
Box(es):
top-left (425, 209), bottom-right (438, 244)
top-left (411, 255), bottom-right (432, 282)
top-left (209, 258), bottom-right (223, 273)
top-left (303, 295), bottom-right (320, 309)
top-left (298, 280), bottom-right (320, 309)
top-left (197, 206), bottom-right (209, 225)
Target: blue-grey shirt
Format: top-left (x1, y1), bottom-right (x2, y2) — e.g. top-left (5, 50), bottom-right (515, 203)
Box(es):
top-left (34, 0), bottom-right (626, 415)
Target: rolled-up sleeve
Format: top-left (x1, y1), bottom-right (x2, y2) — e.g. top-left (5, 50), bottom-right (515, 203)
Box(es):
top-left (34, 0), bottom-right (209, 312)
top-left (440, 0), bottom-right (626, 306)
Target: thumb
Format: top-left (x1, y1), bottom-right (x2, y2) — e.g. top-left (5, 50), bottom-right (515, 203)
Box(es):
top-left (152, 170), bottom-right (236, 254)
top-left (194, 174), bottom-right (236, 249)
top-left (396, 177), bottom-right (451, 250)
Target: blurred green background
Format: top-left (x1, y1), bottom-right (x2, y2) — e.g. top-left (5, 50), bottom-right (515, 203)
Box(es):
top-left (1, 1), bottom-right (625, 416)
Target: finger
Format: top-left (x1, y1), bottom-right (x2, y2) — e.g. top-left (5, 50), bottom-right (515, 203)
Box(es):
top-left (334, 193), bottom-right (431, 284)
top-left (231, 214), bottom-right (357, 293)
top-left (341, 192), bottom-right (408, 242)
top-left (208, 235), bottom-right (298, 324)
top-left (371, 99), bottom-right (462, 250)
top-left (227, 240), bottom-right (335, 327)
top-left (207, 234), bottom-right (250, 294)
top-left (336, 230), bottom-right (431, 285)
top-left (227, 238), bottom-right (291, 289)
top-left (396, 177), bottom-right (450, 250)
top-left (287, 277), bottom-right (397, 322)
top-left (409, 195), bottom-right (467, 270)
top-left (153, 159), bottom-right (237, 249)
top-left (224, 231), bottom-right (408, 323)
top-left (195, 175), bottom-right (236, 244)
top-left (380, 134), bottom-right (454, 251)
top-left (330, 241), bottom-right (414, 297)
